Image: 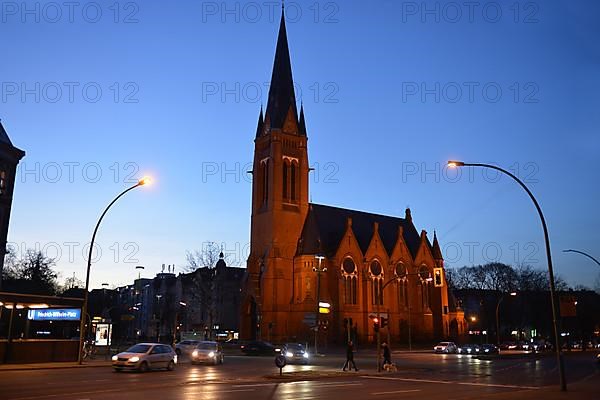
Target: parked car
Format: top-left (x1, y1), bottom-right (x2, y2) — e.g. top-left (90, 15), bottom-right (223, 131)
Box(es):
top-left (280, 343), bottom-right (310, 364)
top-left (112, 343), bottom-right (177, 372)
top-left (175, 340), bottom-right (201, 356)
top-left (191, 341), bottom-right (224, 365)
top-left (457, 344), bottom-right (480, 355)
top-left (480, 344), bottom-right (499, 354)
top-left (434, 342), bottom-right (457, 354)
top-left (241, 340), bottom-right (277, 356)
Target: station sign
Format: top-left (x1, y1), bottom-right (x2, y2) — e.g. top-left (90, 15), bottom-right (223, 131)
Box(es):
top-left (27, 308), bottom-right (81, 321)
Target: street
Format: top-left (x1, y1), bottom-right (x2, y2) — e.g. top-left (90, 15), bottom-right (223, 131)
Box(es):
top-left (1, 351), bottom-right (597, 400)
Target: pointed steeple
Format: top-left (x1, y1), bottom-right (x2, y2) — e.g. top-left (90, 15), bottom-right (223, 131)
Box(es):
top-left (255, 106), bottom-right (264, 139)
top-left (432, 231), bottom-right (443, 260)
top-left (0, 120), bottom-right (14, 146)
top-left (265, 6), bottom-right (298, 130)
top-left (298, 103), bottom-right (307, 136)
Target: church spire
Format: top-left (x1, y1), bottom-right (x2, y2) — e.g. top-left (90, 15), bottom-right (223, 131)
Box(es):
top-left (432, 230), bottom-right (443, 260)
top-left (265, 5), bottom-right (297, 131)
top-left (255, 105), bottom-right (264, 139)
top-left (298, 103), bottom-right (307, 136)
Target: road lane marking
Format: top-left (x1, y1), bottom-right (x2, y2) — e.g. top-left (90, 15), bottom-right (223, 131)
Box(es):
top-left (372, 389), bottom-right (421, 395)
top-left (361, 376), bottom-right (541, 390)
top-left (184, 389), bottom-right (256, 394)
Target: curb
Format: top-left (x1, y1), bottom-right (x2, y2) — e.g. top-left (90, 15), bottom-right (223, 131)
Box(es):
top-left (0, 362), bottom-right (111, 371)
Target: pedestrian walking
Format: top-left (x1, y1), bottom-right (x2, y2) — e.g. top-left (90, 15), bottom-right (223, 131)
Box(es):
top-left (342, 340), bottom-right (358, 371)
top-left (382, 342), bottom-right (391, 366)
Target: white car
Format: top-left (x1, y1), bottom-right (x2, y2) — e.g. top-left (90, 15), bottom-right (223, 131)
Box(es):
top-left (112, 343), bottom-right (177, 372)
top-left (175, 340), bottom-right (201, 356)
top-left (434, 342), bottom-right (458, 354)
top-left (191, 341), bottom-right (224, 365)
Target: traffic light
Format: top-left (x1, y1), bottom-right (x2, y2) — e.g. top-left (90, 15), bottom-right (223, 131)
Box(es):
top-left (372, 317), bottom-right (380, 333)
top-left (434, 268), bottom-right (443, 287)
top-left (380, 317), bottom-right (388, 329)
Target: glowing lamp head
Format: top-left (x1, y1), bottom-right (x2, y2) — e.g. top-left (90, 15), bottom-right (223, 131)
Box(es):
top-left (138, 176), bottom-right (152, 186)
top-left (447, 160), bottom-right (465, 168)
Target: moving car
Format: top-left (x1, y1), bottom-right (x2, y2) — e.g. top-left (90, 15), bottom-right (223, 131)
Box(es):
top-left (241, 340), bottom-right (277, 356)
top-left (499, 341), bottom-right (518, 350)
top-left (280, 343), bottom-right (310, 364)
top-left (175, 339), bottom-right (201, 356)
top-left (112, 343), bottom-right (177, 372)
top-left (191, 341), bottom-right (224, 365)
top-left (457, 344), bottom-right (480, 355)
top-left (434, 342), bottom-right (457, 354)
top-left (480, 344), bottom-right (499, 354)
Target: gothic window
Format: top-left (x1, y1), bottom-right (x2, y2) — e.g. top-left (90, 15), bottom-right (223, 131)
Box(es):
top-left (282, 160), bottom-right (289, 200)
top-left (397, 279), bottom-right (408, 309)
top-left (290, 161), bottom-right (297, 202)
top-left (341, 258), bottom-right (357, 305)
top-left (419, 265), bottom-right (431, 310)
top-left (370, 260), bottom-right (383, 306)
top-left (260, 159), bottom-right (269, 206)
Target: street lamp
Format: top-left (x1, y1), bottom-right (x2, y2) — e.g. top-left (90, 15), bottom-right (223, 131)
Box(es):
top-left (77, 177), bottom-right (151, 364)
top-left (562, 249), bottom-right (600, 268)
top-left (496, 292), bottom-right (517, 345)
top-left (173, 301), bottom-right (187, 347)
top-left (135, 265), bottom-right (145, 279)
top-left (448, 160), bottom-right (566, 391)
top-left (313, 255), bottom-right (326, 355)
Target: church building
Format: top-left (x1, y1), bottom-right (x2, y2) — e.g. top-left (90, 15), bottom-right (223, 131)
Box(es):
top-left (240, 7), bottom-right (465, 345)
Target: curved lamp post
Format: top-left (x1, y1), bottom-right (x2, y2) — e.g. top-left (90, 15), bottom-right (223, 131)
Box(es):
top-left (77, 177), bottom-right (151, 364)
top-left (447, 161), bottom-right (566, 391)
top-left (562, 249), bottom-right (600, 268)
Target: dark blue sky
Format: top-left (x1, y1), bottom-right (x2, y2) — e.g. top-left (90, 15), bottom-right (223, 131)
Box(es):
top-left (2, 0), bottom-right (599, 289)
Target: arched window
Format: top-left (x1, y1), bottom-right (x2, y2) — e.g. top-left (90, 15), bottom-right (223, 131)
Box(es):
top-left (290, 162), bottom-right (297, 201)
top-left (418, 265), bottom-right (431, 311)
top-left (342, 258), bottom-right (357, 305)
top-left (261, 159), bottom-right (269, 205)
top-left (282, 160), bottom-right (289, 200)
top-left (370, 260), bottom-right (383, 306)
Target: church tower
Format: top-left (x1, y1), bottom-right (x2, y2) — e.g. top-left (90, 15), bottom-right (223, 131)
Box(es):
top-left (241, 6), bottom-right (310, 340)
top-left (0, 121), bottom-right (25, 290)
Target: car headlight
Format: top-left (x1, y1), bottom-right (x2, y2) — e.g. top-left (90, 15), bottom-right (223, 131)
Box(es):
top-left (129, 356), bottom-right (140, 363)
top-left (112, 355), bottom-right (118, 361)
top-left (303, 352), bottom-right (309, 359)
top-left (208, 351), bottom-right (215, 358)
top-left (484, 349), bottom-right (489, 353)
top-left (192, 350), bottom-right (198, 357)
top-left (285, 352), bottom-right (293, 358)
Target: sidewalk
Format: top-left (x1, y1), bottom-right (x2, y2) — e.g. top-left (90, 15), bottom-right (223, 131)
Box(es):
top-left (0, 359), bottom-right (111, 371)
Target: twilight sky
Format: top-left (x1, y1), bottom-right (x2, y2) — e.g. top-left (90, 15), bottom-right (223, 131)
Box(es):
top-left (2, 0), bottom-right (599, 289)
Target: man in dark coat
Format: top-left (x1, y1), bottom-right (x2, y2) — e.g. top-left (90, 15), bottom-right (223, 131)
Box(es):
top-left (382, 342), bottom-right (392, 366)
top-left (343, 340), bottom-right (358, 371)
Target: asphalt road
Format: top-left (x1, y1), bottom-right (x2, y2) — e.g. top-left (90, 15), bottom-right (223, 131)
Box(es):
top-left (0, 351), bottom-right (597, 400)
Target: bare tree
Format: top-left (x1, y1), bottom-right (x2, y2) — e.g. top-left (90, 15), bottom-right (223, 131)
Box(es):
top-left (183, 242), bottom-right (231, 340)
top-left (2, 249), bottom-right (59, 295)
top-left (185, 242), bottom-right (230, 272)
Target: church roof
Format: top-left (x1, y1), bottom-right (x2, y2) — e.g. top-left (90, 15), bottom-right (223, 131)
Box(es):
top-left (432, 231), bottom-right (443, 260)
top-left (0, 120), bottom-right (14, 146)
top-left (264, 6), bottom-right (298, 131)
top-left (297, 203), bottom-right (423, 259)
